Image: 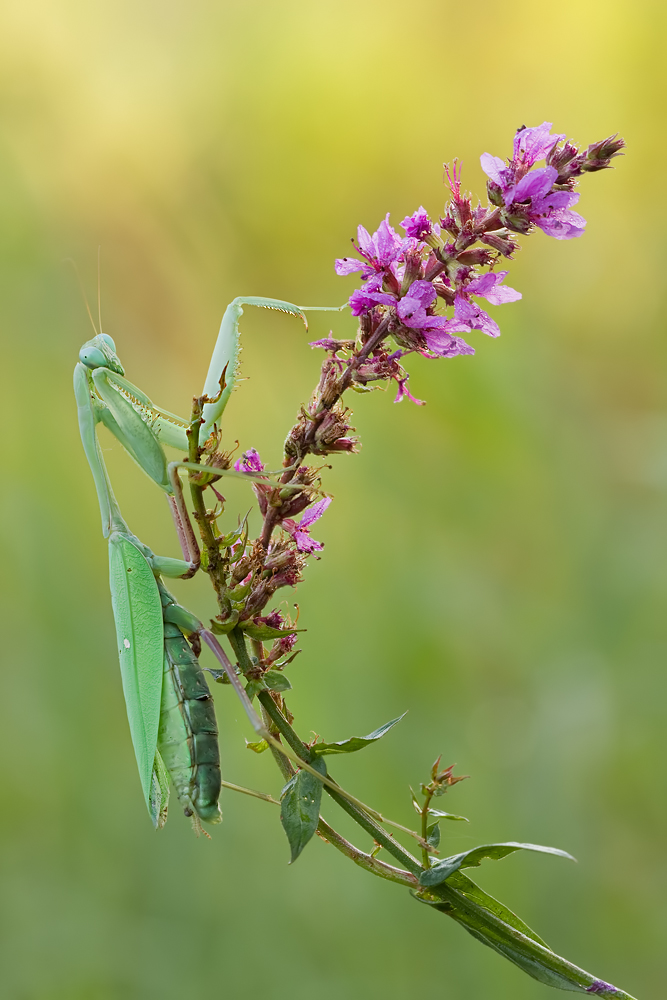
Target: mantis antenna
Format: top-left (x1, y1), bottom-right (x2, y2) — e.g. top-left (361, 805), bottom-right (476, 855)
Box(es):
top-left (64, 257), bottom-right (99, 338)
top-left (97, 246), bottom-right (103, 337)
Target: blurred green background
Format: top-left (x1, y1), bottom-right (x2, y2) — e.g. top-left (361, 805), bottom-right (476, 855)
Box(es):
top-left (0, 1), bottom-right (664, 997)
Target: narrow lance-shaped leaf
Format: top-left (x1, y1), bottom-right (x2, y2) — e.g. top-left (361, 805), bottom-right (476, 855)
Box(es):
top-left (280, 757), bottom-right (327, 863)
top-left (312, 713), bottom-right (407, 756)
top-left (429, 809), bottom-right (468, 822)
top-left (240, 621), bottom-right (301, 641)
top-left (420, 842), bottom-right (576, 888)
top-left (416, 871), bottom-right (636, 997)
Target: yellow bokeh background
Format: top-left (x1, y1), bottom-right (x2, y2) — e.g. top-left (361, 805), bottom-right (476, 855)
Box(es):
top-left (0, 1), bottom-right (664, 997)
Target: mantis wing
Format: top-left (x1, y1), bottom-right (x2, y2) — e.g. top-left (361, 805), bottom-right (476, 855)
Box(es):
top-left (109, 532), bottom-right (165, 822)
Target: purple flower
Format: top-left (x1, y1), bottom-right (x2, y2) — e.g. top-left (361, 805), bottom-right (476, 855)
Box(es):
top-left (394, 376), bottom-right (425, 405)
top-left (423, 329), bottom-right (475, 358)
top-left (335, 214), bottom-right (410, 279)
top-left (283, 497), bottom-right (331, 554)
top-left (254, 610), bottom-right (285, 630)
top-left (466, 270), bottom-right (522, 305)
top-left (504, 165), bottom-right (558, 206)
top-left (396, 281), bottom-right (438, 329)
top-left (481, 124), bottom-right (586, 241)
top-left (442, 270), bottom-right (522, 339)
top-left (480, 152), bottom-right (511, 190)
top-left (234, 448), bottom-right (265, 473)
top-left (400, 206), bottom-right (440, 241)
top-left (513, 122), bottom-right (564, 168)
top-left (349, 288), bottom-right (396, 317)
top-left (452, 295), bottom-right (501, 338)
top-left (586, 980), bottom-right (617, 995)
top-left (532, 189), bottom-right (586, 239)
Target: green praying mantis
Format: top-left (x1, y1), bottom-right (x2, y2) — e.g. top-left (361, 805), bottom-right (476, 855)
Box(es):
top-left (74, 295), bottom-right (322, 829)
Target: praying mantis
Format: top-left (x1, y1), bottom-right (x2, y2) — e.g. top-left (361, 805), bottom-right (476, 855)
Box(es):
top-left (73, 296), bottom-right (315, 829)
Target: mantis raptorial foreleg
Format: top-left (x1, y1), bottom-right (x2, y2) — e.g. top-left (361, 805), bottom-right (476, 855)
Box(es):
top-left (77, 297), bottom-right (343, 567)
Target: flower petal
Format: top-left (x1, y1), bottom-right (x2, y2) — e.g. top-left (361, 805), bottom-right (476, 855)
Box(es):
top-left (299, 497), bottom-right (332, 528)
top-left (480, 153), bottom-right (506, 186)
top-left (508, 166), bottom-right (558, 205)
top-left (335, 257), bottom-right (366, 276)
top-left (513, 122), bottom-right (564, 166)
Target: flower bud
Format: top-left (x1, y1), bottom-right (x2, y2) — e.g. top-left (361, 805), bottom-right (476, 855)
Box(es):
top-left (500, 207), bottom-right (532, 235)
top-left (581, 134), bottom-right (625, 172)
top-left (312, 404), bottom-right (357, 455)
top-left (456, 248), bottom-right (494, 266)
top-left (479, 231), bottom-right (520, 257)
top-left (546, 140), bottom-right (581, 184)
top-left (400, 250), bottom-right (425, 295)
top-left (487, 181), bottom-right (504, 207)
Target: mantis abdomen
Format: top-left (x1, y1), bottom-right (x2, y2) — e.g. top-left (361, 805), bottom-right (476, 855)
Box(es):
top-left (158, 622), bottom-right (222, 824)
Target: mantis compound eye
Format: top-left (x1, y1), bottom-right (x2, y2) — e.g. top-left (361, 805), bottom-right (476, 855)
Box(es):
top-left (79, 344), bottom-right (107, 369)
top-left (79, 335), bottom-right (125, 375)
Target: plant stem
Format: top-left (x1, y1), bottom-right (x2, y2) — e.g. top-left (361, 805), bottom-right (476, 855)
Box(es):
top-left (257, 687), bottom-right (422, 875)
top-left (186, 399), bottom-right (229, 617)
top-left (421, 788), bottom-right (434, 868)
top-left (316, 819), bottom-right (418, 887)
top-left (217, 774), bottom-right (416, 887)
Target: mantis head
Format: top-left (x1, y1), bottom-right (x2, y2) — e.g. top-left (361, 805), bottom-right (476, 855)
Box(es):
top-left (79, 333), bottom-right (125, 376)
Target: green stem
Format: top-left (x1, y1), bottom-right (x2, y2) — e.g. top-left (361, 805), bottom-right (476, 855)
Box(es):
top-left (229, 626), bottom-right (254, 674)
top-left (257, 688), bottom-right (422, 875)
top-left (316, 819), bottom-right (417, 887)
top-left (421, 788), bottom-right (434, 868)
top-left (218, 774), bottom-right (416, 887)
top-left (187, 399), bottom-right (228, 616)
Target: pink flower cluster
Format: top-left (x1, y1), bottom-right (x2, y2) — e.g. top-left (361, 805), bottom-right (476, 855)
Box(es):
top-left (329, 123), bottom-right (623, 403)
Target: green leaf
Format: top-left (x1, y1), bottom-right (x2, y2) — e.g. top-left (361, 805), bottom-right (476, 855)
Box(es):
top-left (209, 611), bottom-right (239, 634)
top-left (240, 621), bottom-right (300, 640)
top-left (228, 581), bottom-right (252, 602)
top-left (445, 871), bottom-right (550, 948)
top-left (246, 739), bottom-right (269, 754)
top-left (280, 757), bottom-right (327, 863)
top-left (263, 670), bottom-right (292, 692)
top-left (426, 822), bottom-right (441, 849)
top-left (428, 808), bottom-right (469, 822)
top-left (415, 872), bottom-right (637, 996)
top-left (219, 522), bottom-right (247, 549)
top-left (419, 842), bottom-right (576, 888)
top-left (245, 678), bottom-right (266, 700)
top-left (312, 713), bottom-right (407, 756)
